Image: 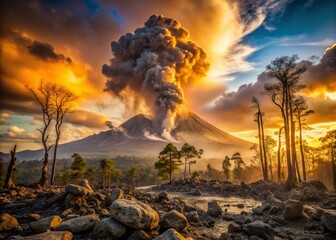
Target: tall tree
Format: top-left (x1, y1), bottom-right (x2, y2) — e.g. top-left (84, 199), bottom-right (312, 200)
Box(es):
top-left (50, 84), bottom-right (77, 185)
top-left (293, 96), bottom-right (314, 181)
top-left (222, 156), bottom-right (231, 181)
top-left (127, 167), bottom-right (138, 187)
top-left (154, 143), bottom-right (181, 183)
top-left (4, 145), bottom-right (17, 189)
top-left (231, 152), bottom-right (245, 181)
top-left (28, 81), bottom-right (55, 187)
top-left (100, 158), bottom-right (115, 189)
top-left (265, 136), bottom-right (277, 180)
top-left (70, 153), bottom-right (88, 183)
top-left (320, 130), bottom-right (336, 190)
top-left (275, 127), bottom-right (284, 181)
top-left (180, 143), bottom-right (203, 178)
top-left (113, 169), bottom-right (123, 186)
top-left (251, 96), bottom-right (268, 180)
top-left (264, 55), bottom-right (306, 188)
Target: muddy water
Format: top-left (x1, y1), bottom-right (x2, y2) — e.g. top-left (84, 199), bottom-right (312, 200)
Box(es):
top-left (140, 188), bottom-right (262, 238)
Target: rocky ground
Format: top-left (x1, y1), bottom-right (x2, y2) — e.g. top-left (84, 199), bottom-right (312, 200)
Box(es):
top-left (0, 178), bottom-right (336, 240)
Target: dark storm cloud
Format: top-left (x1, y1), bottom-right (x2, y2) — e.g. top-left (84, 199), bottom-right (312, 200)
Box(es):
top-left (28, 41), bottom-right (72, 63)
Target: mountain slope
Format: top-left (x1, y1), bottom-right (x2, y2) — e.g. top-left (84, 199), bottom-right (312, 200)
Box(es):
top-left (2, 112), bottom-right (252, 161)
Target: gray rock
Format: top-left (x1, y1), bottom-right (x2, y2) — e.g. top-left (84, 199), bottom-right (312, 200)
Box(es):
top-left (192, 188), bottom-right (201, 196)
top-left (0, 213), bottom-right (19, 231)
top-left (185, 211), bottom-right (199, 223)
top-left (110, 199), bottom-right (159, 230)
top-left (65, 184), bottom-right (89, 196)
top-left (160, 210), bottom-right (188, 232)
top-left (93, 217), bottom-right (127, 239)
top-left (157, 191), bottom-right (170, 201)
top-left (284, 200), bottom-right (303, 220)
top-left (18, 231), bottom-right (73, 240)
top-left (228, 222), bottom-right (241, 233)
top-left (107, 188), bottom-right (124, 206)
top-left (237, 204), bottom-right (244, 209)
top-left (154, 228), bottom-right (186, 240)
top-left (30, 215), bottom-right (62, 233)
top-left (127, 230), bottom-right (151, 240)
top-left (321, 210), bottom-right (336, 232)
top-left (54, 214), bottom-right (98, 233)
top-left (78, 179), bottom-right (93, 193)
top-left (252, 203), bottom-right (270, 215)
top-left (207, 201), bottom-right (222, 217)
top-left (288, 189), bottom-right (303, 201)
top-left (247, 221), bottom-right (274, 240)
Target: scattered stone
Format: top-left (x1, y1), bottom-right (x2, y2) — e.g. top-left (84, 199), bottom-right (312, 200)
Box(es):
top-left (65, 184), bottom-right (89, 196)
top-left (47, 192), bottom-right (67, 206)
top-left (93, 217), bottom-right (127, 239)
top-left (0, 213), bottom-right (19, 231)
top-left (78, 179), bottom-right (93, 193)
top-left (54, 214), bottom-right (98, 233)
top-left (107, 188), bottom-right (124, 206)
top-left (127, 230), bottom-right (151, 240)
top-left (18, 231), bottom-right (73, 240)
top-left (25, 213), bottom-right (41, 222)
top-left (284, 200), bottom-right (303, 220)
top-left (321, 210), bottom-right (336, 232)
top-left (185, 211), bottom-right (199, 223)
top-left (247, 221), bottom-right (274, 240)
top-left (92, 192), bottom-right (106, 201)
top-left (288, 189), bottom-right (303, 201)
top-left (110, 199), bottom-right (159, 230)
top-left (237, 204), bottom-right (244, 209)
top-left (207, 201), bottom-right (222, 217)
top-left (154, 228), bottom-right (186, 240)
top-left (30, 215), bottom-right (62, 233)
top-left (227, 222), bottom-right (241, 233)
top-left (252, 203), bottom-right (270, 215)
top-left (270, 216), bottom-right (287, 225)
top-left (157, 191), bottom-right (170, 201)
top-left (160, 210), bottom-right (188, 232)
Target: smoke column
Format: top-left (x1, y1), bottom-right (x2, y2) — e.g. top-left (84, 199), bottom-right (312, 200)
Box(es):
top-left (103, 14), bottom-right (209, 140)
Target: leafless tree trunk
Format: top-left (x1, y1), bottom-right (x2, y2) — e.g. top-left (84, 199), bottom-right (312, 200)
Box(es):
top-left (4, 145), bottom-right (17, 189)
top-left (277, 127), bottom-right (284, 181)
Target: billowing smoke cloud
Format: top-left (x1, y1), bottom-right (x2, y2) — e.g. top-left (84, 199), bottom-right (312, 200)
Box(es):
top-left (102, 14), bottom-right (209, 140)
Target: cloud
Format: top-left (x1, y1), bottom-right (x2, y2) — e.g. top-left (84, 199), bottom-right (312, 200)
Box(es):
top-left (66, 109), bottom-right (110, 129)
top-left (204, 44), bottom-right (336, 131)
top-left (280, 38), bottom-right (336, 47)
top-left (0, 113), bottom-right (11, 125)
top-left (7, 126), bottom-right (25, 138)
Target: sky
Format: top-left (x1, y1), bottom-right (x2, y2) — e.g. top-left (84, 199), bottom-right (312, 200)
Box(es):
top-left (0, 0), bottom-right (335, 152)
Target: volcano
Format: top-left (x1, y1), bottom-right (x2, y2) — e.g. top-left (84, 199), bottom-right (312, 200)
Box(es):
top-left (1, 112), bottom-right (252, 161)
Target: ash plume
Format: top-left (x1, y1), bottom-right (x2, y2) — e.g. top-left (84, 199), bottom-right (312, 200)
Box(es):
top-left (102, 14), bottom-right (209, 140)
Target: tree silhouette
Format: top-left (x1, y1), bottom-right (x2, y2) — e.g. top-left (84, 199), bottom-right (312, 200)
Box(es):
top-left (180, 143), bottom-right (203, 178)
top-left (4, 145), bottom-right (17, 189)
top-left (100, 158), bottom-right (115, 189)
top-left (127, 167), bottom-right (138, 187)
top-left (231, 152), bottom-right (245, 181)
top-left (293, 96), bottom-right (314, 181)
top-left (70, 153), bottom-right (88, 183)
top-left (50, 84), bottom-right (77, 185)
top-left (222, 156), bottom-right (231, 181)
top-left (154, 143), bottom-right (181, 183)
top-left (320, 130), bottom-right (336, 189)
top-left (27, 81), bottom-right (55, 187)
top-left (264, 55), bottom-right (306, 188)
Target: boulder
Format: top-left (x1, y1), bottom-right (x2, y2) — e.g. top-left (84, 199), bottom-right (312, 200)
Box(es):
top-left (54, 214), bottom-right (98, 233)
top-left (154, 228), bottom-right (186, 240)
top-left (227, 222), bottom-right (241, 233)
top-left (287, 189), bottom-right (303, 201)
top-left (78, 179), bottom-right (93, 193)
top-left (192, 188), bottom-right (201, 196)
top-left (207, 201), bottom-right (222, 217)
top-left (157, 191), bottom-right (170, 201)
top-left (252, 203), bottom-right (270, 215)
top-left (65, 184), bottom-right (89, 196)
top-left (0, 213), bottom-right (19, 231)
top-left (185, 211), bottom-right (199, 223)
top-left (127, 230), bottom-right (151, 240)
top-left (107, 188), bottom-right (124, 206)
top-left (30, 215), bottom-right (62, 233)
top-left (110, 199), bottom-right (159, 230)
top-left (321, 210), bottom-right (336, 232)
top-left (64, 193), bottom-right (87, 209)
top-left (284, 200), bottom-right (303, 220)
top-left (19, 231), bottom-right (73, 240)
top-left (160, 210), bottom-right (188, 232)
top-left (93, 217), bottom-right (127, 239)
top-left (246, 221), bottom-right (274, 240)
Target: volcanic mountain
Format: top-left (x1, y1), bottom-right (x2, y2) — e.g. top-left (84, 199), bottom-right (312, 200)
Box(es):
top-left (1, 112), bottom-right (252, 161)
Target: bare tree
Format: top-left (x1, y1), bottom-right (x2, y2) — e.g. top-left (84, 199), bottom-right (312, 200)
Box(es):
top-left (28, 81), bottom-right (55, 187)
top-left (293, 96), bottom-right (314, 181)
top-left (50, 84), bottom-right (77, 185)
top-left (4, 145), bottom-right (17, 189)
top-left (264, 55), bottom-right (306, 188)
top-left (251, 96), bottom-right (268, 180)
top-left (275, 127), bottom-right (284, 181)
top-left (319, 130), bottom-right (336, 190)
